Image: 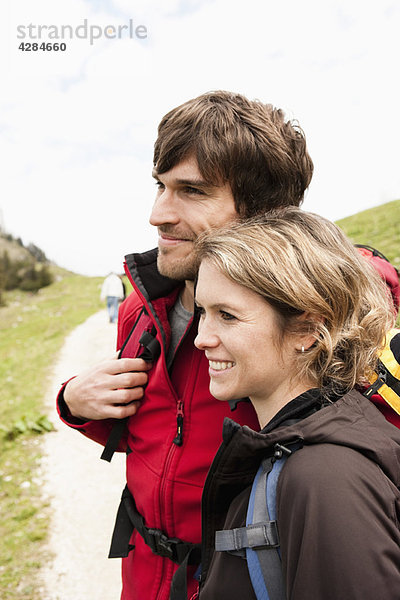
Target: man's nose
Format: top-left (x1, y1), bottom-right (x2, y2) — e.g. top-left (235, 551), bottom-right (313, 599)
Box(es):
top-left (149, 188), bottom-right (179, 226)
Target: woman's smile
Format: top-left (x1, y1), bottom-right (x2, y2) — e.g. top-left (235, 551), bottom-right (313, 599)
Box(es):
top-left (208, 359), bottom-right (236, 372)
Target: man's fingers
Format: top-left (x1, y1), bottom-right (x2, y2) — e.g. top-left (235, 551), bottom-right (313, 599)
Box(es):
top-left (111, 385), bottom-right (145, 405)
top-left (110, 371), bottom-right (149, 390)
top-left (63, 355), bottom-right (153, 420)
top-left (107, 401), bottom-right (142, 419)
top-left (107, 357), bottom-right (153, 375)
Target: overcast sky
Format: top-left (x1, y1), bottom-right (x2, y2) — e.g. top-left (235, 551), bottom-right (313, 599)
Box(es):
top-left (2, 0), bottom-right (399, 276)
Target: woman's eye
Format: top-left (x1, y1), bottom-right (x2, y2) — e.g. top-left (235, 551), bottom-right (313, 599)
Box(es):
top-left (220, 311), bottom-right (235, 321)
top-left (195, 304), bottom-right (205, 316)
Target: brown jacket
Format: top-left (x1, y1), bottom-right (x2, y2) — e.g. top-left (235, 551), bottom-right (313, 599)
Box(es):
top-left (199, 389), bottom-right (400, 599)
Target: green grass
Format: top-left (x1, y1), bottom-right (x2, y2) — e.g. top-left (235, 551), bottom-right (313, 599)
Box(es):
top-left (336, 199), bottom-right (400, 270)
top-left (0, 269), bottom-right (103, 599)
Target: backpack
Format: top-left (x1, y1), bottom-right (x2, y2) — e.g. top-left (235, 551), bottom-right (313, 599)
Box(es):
top-left (215, 441), bottom-right (301, 600)
top-left (364, 328), bottom-right (400, 416)
top-left (355, 244), bottom-right (400, 313)
top-left (354, 245), bottom-right (400, 424)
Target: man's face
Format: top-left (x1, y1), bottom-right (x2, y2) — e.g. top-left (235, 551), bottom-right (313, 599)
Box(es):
top-left (149, 155), bottom-right (238, 281)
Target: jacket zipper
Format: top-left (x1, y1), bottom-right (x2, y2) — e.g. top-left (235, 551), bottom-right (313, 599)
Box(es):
top-left (156, 340), bottom-right (200, 597)
top-left (169, 316), bottom-right (195, 448)
top-left (173, 400), bottom-right (184, 446)
top-left (125, 261), bottom-right (195, 598)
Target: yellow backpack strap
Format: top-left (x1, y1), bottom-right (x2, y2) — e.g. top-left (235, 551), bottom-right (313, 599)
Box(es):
top-left (365, 328), bottom-right (400, 415)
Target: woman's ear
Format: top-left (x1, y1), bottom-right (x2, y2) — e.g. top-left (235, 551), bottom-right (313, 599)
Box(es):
top-left (294, 312), bottom-right (324, 352)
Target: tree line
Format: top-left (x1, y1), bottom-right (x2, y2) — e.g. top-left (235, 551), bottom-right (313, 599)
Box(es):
top-left (0, 233), bottom-right (53, 305)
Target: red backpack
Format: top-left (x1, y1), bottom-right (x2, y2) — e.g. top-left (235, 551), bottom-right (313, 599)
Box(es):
top-left (355, 244), bottom-right (400, 313)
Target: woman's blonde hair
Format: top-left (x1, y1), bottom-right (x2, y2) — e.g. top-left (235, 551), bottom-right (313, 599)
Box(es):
top-left (195, 207), bottom-right (395, 394)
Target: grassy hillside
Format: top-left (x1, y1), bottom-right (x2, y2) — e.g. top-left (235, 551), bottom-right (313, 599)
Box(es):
top-left (0, 268), bottom-right (104, 599)
top-left (336, 198), bottom-right (400, 270)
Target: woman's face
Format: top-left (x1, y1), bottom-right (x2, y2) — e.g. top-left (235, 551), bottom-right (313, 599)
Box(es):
top-left (194, 260), bottom-right (298, 410)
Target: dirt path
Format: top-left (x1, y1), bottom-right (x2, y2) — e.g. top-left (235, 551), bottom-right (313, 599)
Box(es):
top-left (40, 310), bottom-right (125, 600)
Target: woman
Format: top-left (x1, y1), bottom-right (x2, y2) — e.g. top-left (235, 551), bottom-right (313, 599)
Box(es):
top-left (193, 207), bottom-right (400, 599)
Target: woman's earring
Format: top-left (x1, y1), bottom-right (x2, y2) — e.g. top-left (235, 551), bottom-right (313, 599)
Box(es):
top-left (301, 346), bottom-right (305, 353)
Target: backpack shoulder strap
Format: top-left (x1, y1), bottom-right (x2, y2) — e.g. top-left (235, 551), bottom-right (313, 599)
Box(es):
top-left (246, 443), bottom-right (302, 600)
top-left (100, 308), bottom-right (161, 462)
top-left (215, 442), bottom-right (301, 600)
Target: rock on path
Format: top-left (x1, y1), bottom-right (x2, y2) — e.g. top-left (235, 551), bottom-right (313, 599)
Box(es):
top-left (40, 310), bottom-right (125, 600)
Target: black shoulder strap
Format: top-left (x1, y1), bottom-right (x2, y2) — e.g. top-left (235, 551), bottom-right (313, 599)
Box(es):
top-left (109, 485), bottom-right (201, 576)
top-left (100, 325), bottom-right (160, 462)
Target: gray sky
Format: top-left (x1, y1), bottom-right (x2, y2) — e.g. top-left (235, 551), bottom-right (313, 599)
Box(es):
top-left (2, 0), bottom-right (400, 276)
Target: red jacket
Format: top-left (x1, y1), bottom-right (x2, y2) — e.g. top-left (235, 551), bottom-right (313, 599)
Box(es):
top-left (57, 248), bottom-right (259, 600)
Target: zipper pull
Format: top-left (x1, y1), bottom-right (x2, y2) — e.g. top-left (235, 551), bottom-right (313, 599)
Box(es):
top-left (173, 401), bottom-right (184, 446)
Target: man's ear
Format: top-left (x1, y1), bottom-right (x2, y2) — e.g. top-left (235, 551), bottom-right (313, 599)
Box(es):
top-left (294, 311), bottom-right (324, 352)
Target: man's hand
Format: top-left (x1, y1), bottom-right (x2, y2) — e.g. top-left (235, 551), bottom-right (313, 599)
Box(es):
top-left (63, 355), bottom-right (152, 421)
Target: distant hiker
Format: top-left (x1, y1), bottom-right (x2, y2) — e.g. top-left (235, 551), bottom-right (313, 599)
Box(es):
top-left (192, 207), bottom-right (400, 600)
top-left (100, 272), bottom-right (125, 323)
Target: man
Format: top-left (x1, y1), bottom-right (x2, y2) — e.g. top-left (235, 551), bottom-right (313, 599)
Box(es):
top-left (100, 272), bottom-right (125, 323)
top-left (57, 91), bottom-right (313, 600)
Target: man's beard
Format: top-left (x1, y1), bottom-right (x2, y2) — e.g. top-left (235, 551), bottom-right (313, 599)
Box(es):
top-left (157, 246), bottom-right (199, 281)
top-left (156, 225), bottom-right (199, 281)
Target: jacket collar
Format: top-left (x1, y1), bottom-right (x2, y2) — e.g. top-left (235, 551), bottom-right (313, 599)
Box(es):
top-left (125, 247), bottom-right (182, 302)
top-left (221, 388), bottom-right (400, 487)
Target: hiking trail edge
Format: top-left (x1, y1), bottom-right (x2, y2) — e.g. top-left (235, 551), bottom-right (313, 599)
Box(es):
top-left (40, 310), bottom-right (125, 600)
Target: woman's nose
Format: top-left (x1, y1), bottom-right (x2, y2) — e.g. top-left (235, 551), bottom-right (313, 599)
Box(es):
top-left (194, 318), bottom-right (219, 350)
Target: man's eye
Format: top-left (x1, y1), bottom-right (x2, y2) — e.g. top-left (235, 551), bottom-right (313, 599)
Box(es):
top-left (220, 311), bottom-right (235, 321)
top-left (184, 186), bottom-right (203, 195)
top-left (155, 180), bottom-right (165, 191)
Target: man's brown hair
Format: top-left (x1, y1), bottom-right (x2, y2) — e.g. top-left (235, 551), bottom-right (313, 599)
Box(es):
top-left (153, 90), bottom-right (313, 218)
